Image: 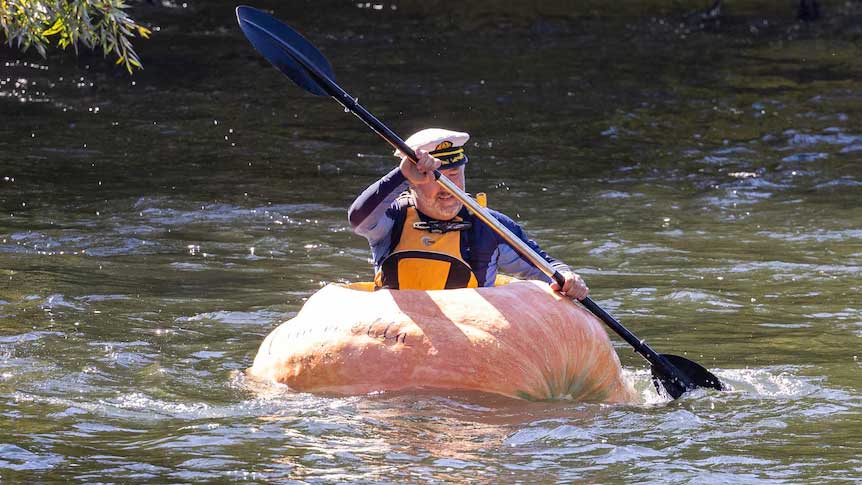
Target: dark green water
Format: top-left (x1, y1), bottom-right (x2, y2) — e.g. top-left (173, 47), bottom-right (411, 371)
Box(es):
top-left (2, 3), bottom-right (862, 482)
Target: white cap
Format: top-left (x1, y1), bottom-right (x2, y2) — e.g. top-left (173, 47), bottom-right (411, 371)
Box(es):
top-left (396, 128), bottom-right (470, 167)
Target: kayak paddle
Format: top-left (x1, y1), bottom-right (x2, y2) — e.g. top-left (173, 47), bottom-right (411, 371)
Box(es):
top-left (235, 5), bottom-right (725, 399)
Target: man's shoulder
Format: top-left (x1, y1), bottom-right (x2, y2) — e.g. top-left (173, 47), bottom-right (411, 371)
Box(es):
top-left (383, 192), bottom-right (412, 221)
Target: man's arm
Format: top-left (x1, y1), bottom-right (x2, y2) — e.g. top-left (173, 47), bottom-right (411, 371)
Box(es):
top-left (494, 218), bottom-right (571, 282)
top-left (348, 167), bottom-right (409, 241)
top-left (492, 211), bottom-right (589, 299)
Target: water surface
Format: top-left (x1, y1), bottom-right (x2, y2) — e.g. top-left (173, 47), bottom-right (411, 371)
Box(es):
top-left (2, 3), bottom-right (861, 482)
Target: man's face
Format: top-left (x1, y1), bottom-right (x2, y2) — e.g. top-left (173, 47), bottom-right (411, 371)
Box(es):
top-left (412, 166), bottom-right (465, 220)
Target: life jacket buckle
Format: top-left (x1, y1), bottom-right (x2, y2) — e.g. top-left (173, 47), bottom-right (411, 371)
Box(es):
top-left (412, 220), bottom-right (472, 234)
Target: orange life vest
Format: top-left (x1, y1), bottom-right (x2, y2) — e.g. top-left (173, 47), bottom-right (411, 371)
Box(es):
top-left (374, 206), bottom-right (479, 290)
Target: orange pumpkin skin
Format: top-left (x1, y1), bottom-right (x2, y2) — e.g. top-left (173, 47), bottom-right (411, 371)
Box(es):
top-left (248, 280), bottom-right (637, 403)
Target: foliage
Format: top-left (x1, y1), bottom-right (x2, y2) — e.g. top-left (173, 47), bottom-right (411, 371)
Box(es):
top-left (0, 0), bottom-right (151, 73)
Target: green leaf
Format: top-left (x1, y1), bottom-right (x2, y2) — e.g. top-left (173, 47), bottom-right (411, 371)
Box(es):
top-left (42, 18), bottom-right (64, 36)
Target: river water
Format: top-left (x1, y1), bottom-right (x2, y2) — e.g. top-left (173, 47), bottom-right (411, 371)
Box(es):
top-left (2, 2), bottom-right (861, 482)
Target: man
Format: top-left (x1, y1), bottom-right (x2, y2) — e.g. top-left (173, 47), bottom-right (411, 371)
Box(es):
top-left (348, 128), bottom-right (589, 299)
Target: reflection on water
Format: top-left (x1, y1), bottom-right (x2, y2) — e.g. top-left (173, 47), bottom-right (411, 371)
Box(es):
top-left (2, 2), bottom-right (862, 482)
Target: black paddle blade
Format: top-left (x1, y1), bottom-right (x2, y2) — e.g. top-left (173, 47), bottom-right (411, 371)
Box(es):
top-left (236, 5), bottom-right (335, 96)
top-left (651, 354), bottom-right (725, 399)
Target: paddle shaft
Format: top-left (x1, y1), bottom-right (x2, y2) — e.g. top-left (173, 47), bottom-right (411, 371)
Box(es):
top-left (257, 21), bottom-right (693, 391)
top-left (239, 13), bottom-right (557, 288)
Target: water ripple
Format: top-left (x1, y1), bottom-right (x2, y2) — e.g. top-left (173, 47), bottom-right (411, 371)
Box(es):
top-left (0, 444), bottom-right (65, 471)
top-left (176, 310), bottom-right (289, 326)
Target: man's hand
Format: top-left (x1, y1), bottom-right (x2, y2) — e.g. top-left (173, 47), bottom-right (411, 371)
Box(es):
top-left (399, 149), bottom-right (441, 185)
top-left (551, 271), bottom-right (589, 300)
